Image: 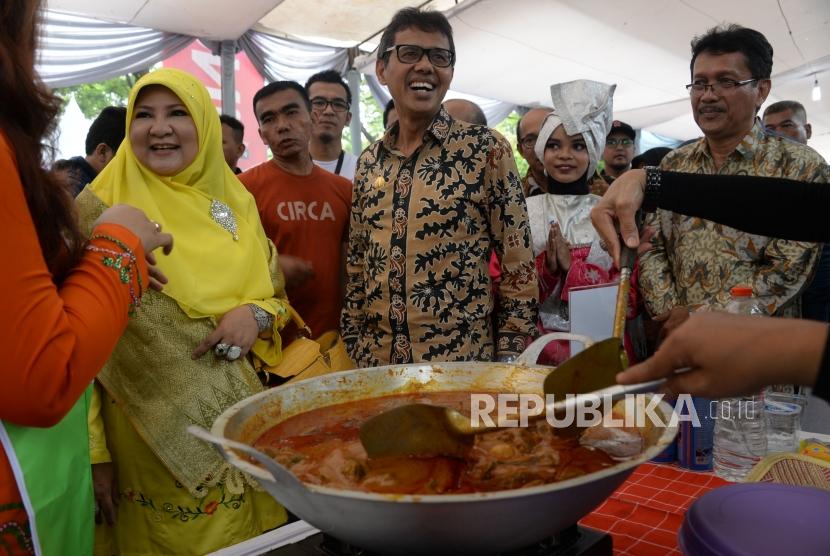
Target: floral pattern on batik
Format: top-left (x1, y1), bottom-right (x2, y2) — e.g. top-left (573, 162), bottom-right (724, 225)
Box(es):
top-left (640, 121), bottom-right (827, 317)
top-left (342, 108), bottom-right (538, 366)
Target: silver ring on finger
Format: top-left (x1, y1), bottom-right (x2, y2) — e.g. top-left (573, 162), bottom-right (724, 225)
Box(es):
top-left (151, 220), bottom-right (161, 232)
top-left (226, 345), bottom-right (242, 361)
top-left (214, 343), bottom-right (230, 357)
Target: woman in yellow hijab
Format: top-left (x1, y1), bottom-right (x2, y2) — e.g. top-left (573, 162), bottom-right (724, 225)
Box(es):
top-left (76, 68), bottom-right (290, 555)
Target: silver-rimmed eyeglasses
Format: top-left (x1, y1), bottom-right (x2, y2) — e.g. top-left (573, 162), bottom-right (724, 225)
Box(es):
top-left (686, 78), bottom-right (758, 95)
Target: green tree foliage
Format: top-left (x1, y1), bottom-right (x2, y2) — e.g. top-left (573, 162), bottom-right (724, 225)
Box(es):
top-left (343, 76), bottom-right (385, 153)
top-left (54, 73), bottom-right (145, 119)
top-left (494, 110), bottom-right (528, 177)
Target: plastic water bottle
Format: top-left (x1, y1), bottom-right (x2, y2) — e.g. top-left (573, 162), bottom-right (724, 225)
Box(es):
top-left (712, 286), bottom-right (768, 481)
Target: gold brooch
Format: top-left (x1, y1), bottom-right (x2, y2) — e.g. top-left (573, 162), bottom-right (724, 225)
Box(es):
top-left (374, 176), bottom-right (386, 190)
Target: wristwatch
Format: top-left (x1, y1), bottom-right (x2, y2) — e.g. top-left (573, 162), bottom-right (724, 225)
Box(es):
top-left (642, 166), bottom-right (662, 213)
top-left (249, 304), bottom-right (274, 333)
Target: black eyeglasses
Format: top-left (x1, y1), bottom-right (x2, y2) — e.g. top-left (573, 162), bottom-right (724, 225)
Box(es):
top-left (606, 138), bottom-right (633, 147)
top-left (383, 44), bottom-right (455, 68)
top-left (310, 97), bottom-right (350, 113)
top-left (685, 78), bottom-right (758, 95)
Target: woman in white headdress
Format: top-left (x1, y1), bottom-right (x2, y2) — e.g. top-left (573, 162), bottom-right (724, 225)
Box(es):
top-left (526, 80), bottom-right (640, 365)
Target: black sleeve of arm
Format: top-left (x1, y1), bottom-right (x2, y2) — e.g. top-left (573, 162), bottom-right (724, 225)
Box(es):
top-left (659, 171), bottom-right (830, 243)
top-left (813, 329), bottom-right (830, 404)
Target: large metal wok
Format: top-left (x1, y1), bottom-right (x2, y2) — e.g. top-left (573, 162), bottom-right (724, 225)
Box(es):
top-left (203, 333), bottom-right (678, 555)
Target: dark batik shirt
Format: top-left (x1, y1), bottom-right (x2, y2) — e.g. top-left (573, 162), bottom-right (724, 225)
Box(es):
top-left (341, 108), bottom-right (538, 367)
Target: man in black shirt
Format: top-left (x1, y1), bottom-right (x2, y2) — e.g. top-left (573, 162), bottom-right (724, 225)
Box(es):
top-left (55, 106), bottom-right (126, 196)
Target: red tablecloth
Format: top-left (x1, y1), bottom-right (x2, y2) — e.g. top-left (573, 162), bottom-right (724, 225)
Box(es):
top-left (579, 463), bottom-right (730, 555)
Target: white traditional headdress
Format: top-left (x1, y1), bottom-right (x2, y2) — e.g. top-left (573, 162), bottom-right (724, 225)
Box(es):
top-left (534, 80), bottom-right (616, 179)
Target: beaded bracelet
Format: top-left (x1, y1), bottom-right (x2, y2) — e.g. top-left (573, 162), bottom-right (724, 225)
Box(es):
top-left (87, 234), bottom-right (144, 311)
top-left (642, 166), bottom-right (662, 213)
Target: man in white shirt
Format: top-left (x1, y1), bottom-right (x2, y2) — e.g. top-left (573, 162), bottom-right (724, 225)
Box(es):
top-left (305, 69), bottom-right (359, 180)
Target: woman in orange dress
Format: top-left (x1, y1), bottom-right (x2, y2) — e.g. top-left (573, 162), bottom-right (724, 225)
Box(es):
top-left (0, 2), bottom-right (173, 554)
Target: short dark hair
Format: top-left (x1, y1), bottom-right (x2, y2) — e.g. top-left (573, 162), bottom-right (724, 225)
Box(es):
top-left (85, 106), bottom-right (127, 155)
top-left (383, 98), bottom-right (396, 128)
top-left (378, 8), bottom-right (455, 67)
top-left (252, 81), bottom-right (311, 118)
top-left (305, 69), bottom-right (351, 107)
top-left (764, 100), bottom-right (808, 122)
top-left (690, 24), bottom-right (773, 80)
top-left (631, 147), bottom-right (673, 169)
top-left (219, 114), bottom-right (245, 144)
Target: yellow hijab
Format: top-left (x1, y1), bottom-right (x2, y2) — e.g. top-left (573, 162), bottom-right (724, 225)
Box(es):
top-left (89, 68), bottom-right (284, 361)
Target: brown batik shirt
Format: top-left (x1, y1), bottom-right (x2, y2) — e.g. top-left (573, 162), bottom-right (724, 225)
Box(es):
top-left (341, 108), bottom-right (538, 367)
top-left (640, 121), bottom-right (826, 317)
top-left (588, 171), bottom-right (610, 196)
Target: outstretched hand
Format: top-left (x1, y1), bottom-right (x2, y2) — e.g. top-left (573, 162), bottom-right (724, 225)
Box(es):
top-left (590, 169), bottom-right (646, 267)
top-left (617, 312), bottom-right (827, 399)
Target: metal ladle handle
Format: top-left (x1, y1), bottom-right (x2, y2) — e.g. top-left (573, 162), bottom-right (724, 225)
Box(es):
top-left (516, 332), bottom-right (595, 366)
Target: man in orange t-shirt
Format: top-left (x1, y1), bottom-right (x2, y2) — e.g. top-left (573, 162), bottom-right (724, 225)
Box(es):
top-left (240, 81), bottom-right (351, 337)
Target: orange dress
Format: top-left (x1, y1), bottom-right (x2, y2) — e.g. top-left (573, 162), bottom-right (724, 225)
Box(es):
top-left (0, 132), bottom-right (148, 555)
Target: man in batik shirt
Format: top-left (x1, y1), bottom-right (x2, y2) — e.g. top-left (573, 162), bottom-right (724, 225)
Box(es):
top-left (640, 25), bottom-right (825, 334)
top-left (516, 107), bottom-right (549, 198)
top-left (341, 8), bottom-right (538, 367)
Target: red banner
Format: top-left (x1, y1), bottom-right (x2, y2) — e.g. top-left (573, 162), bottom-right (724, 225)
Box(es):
top-left (163, 42), bottom-right (267, 171)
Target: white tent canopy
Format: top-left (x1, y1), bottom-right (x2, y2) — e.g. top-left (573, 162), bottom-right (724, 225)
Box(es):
top-left (45, 0), bottom-right (830, 156)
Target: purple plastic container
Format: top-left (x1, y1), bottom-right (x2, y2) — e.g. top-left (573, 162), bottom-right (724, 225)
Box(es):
top-left (679, 483), bottom-right (830, 555)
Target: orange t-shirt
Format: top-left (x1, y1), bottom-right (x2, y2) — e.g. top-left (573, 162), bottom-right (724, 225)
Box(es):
top-left (240, 161), bottom-right (351, 337)
top-left (0, 131), bottom-right (148, 553)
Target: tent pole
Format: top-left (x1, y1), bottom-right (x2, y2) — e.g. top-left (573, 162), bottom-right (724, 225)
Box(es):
top-left (220, 40), bottom-right (236, 116)
top-left (347, 69), bottom-right (362, 155)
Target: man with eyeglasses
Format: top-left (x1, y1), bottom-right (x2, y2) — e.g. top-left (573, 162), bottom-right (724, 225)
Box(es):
top-left (516, 106), bottom-right (551, 197)
top-left (599, 120), bottom-right (636, 191)
top-left (341, 7), bottom-right (538, 367)
top-left (304, 69), bottom-right (359, 180)
top-left (639, 24), bottom-right (826, 340)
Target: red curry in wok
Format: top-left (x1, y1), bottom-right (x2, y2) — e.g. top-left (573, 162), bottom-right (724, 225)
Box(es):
top-left (254, 392), bottom-right (630, 495)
